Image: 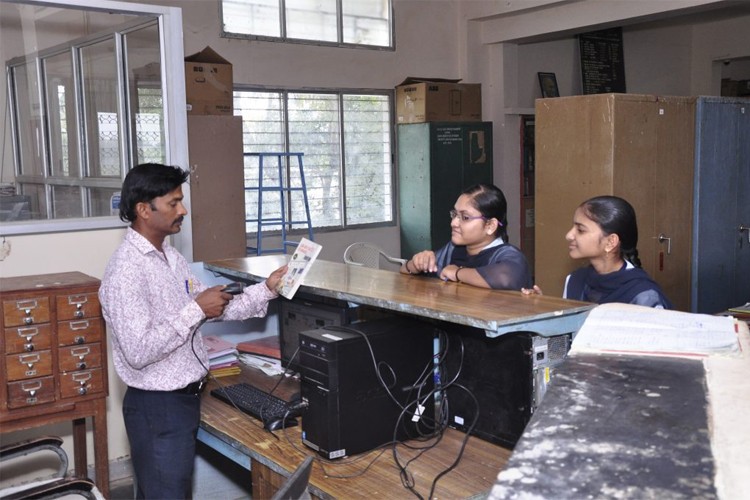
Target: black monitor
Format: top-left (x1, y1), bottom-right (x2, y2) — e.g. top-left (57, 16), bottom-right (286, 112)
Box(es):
top-left (270, 456), bottom-right (313, 500)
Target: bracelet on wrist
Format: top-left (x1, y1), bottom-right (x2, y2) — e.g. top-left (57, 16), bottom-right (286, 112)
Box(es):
top-left (405, 259), bottom-right (414, 274)
top-left (456, 266), bottom-right (464, 282)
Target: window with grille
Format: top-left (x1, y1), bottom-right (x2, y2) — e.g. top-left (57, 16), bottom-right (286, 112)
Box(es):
top-left (234, 89), bottom-right (394, 234)
top-left (221, 0), bottom-right (393, 49)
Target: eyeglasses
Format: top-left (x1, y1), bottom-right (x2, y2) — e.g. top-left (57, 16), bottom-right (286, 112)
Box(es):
top-left (449, 209), bottom-right (487, 223)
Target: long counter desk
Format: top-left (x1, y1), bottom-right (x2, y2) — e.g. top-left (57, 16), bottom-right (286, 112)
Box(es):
top-left (199, 366), bottom-right (513, 499)
top-left (203, 255), bottom-right (594, 338)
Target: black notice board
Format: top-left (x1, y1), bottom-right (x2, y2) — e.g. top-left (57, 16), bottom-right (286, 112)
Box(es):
top-left (579, 27), bottom-right (626, 94)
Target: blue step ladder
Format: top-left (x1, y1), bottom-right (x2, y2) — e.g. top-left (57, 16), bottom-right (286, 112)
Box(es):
top-left (245, 152), bottom-right (314, 255)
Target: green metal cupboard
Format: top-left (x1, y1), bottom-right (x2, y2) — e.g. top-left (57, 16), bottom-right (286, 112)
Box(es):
top-left (397, 122), bottom-right (493, 258)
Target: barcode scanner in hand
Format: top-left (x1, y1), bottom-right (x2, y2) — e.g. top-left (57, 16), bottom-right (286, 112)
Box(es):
top-left (223, 282), bottom-right (244, 295)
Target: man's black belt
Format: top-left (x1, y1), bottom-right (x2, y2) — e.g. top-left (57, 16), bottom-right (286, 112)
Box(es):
top-left (172, 379), bottom-right (206, 395)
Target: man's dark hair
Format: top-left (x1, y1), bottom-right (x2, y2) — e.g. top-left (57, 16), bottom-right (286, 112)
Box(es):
top-left (119, 163), bottom-right (190, 223)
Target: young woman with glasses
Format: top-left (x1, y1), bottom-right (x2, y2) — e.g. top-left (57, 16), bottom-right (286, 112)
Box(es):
top-left (523, 195), bottom-right (672, 308)
top-left (400, 183), bottom-right (532, 290)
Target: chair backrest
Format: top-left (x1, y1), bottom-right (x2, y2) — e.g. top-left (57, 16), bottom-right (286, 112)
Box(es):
top-left (343, 242), bottom-right (406, 270)
top-left (270, 455), bottom-right (314, 500)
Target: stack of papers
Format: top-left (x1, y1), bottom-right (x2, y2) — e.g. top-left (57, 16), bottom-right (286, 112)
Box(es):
top-left (239, 353), bottom-right (285, 376)
top-left (571, 303), bottom-right (741, 359)
top-left (203, 335), bottom-right (240, 377)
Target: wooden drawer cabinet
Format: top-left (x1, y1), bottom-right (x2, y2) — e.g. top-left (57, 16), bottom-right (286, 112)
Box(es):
top-left (0, 272), bottom-right (109, 496)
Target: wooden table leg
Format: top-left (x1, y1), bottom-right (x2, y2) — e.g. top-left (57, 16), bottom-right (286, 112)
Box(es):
top-left (93, 399), bottom-right (110, 498)
top-left (251, 458), bottom-right (284, 499)
top-left (72, 417), bottom-right (87, 479)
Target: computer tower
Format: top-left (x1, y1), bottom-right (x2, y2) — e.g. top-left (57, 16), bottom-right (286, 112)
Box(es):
top-left (442, 326), bottom-right (570, 448)
top-left (278, 294), bottom-right (357, 371)
top-left (299, 317), bottom-right (435, 459)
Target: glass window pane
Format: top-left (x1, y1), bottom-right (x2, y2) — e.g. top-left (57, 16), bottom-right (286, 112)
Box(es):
top-left (127, 24), bottom-right (166, 165)
top-left (44, 51), bottom-right (80, 179)
top-left (11, 62), bottom-right (45, 177)
top-left (286, 0), bottom-right (337, 42)
top-left (80, 39), bottom-right (122, 179)
top-left (342, 0), bottom-right (391, 46)
top-left (343, 94), bottom-right (392, 224)
top-left (234, 91), bottom-right (286, 233)
top-left (51, 185), bottom-right (83, 218)
top-left (90, 187), bottom-right (121, 217)
top-left (288, 93), bottom-right (341, 229)
top-left (18, 184), bottom-right (47, 220)
top-left (223, 0), bottom-right (280, 37)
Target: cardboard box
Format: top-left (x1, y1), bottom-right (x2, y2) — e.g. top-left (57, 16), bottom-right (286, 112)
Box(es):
top-left (396, 77), bottom-right (481, 124)
top-left (185, 46), bottom-right (233, 116)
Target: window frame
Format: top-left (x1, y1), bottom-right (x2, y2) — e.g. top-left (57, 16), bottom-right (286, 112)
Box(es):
top-left (233, 85), bottom-right (397, 236)
top-left (0, 0), bottom-right (189, 242)
top-left (219, 0), bottom-right (396, 51)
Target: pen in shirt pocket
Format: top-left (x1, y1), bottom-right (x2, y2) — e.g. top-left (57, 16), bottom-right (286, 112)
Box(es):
top-left (184, 279), bottom-right (193, 295)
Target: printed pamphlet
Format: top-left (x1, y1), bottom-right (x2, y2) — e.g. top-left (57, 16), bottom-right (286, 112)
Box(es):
top-left (278, 238), bottom-right (322, 300)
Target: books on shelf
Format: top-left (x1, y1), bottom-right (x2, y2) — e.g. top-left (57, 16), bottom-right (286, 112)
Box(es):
top-left (571, 303), bottom-right (741, 359)
top-left (278, 238), bottom-right (322, 300)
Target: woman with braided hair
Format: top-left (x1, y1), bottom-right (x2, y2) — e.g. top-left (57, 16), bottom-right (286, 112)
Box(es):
top-left (523, 195), bottom-right (672, 308)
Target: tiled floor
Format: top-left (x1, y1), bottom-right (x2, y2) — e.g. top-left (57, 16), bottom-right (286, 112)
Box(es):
top-left (108, 442), bottom-right (252, 499)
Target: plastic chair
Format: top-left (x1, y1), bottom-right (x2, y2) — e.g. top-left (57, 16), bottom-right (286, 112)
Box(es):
top-left (343, 242), bottom-right (406, 271)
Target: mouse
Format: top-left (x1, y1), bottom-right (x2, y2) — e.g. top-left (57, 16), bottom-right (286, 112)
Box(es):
top-left (265, 417), bottom-right (298, 432)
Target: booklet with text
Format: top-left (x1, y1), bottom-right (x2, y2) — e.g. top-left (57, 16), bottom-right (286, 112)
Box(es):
top-left (278, 237), bottom-right (322, 300)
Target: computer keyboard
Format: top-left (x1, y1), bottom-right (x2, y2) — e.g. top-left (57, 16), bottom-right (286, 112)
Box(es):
top-left (210, 382), bottom-right (299, 428)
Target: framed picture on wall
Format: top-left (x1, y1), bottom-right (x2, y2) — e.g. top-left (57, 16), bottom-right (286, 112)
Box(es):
top-left (538, 72), bottom-right (560, 98)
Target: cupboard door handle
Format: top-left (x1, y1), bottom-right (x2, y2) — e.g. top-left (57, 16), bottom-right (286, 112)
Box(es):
top-left (657, 233), bottom-right (672, 255)
top-left (740, 224), bottom-right (749, 245)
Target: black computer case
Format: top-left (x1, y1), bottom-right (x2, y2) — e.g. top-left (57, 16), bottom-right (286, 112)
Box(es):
top-left (299, 317), bottom-right (435, 459)
top-left (442, 326), bottom-right (570, 448)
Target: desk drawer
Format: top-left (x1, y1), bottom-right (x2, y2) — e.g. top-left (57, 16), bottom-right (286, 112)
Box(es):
top-left (7, 376), bottom-right (56, 408)
top-left (57, 293), bottom-right (100, 321)
top-left (58, 318), bottom-right (103, 346)
top-left (59, 343), bottom-right (102, 372)
top-left (60, 368), bottom-right (104, 399)
top-left (5, 350), bottom-right (53, 381)
top-left (2, 297), bottom-right (51, 327)
top-left (4, 324), bottom-right (52, 354)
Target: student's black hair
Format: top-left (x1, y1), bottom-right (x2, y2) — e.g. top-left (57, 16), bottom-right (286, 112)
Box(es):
top-left (119, 163), bottom-right (190, 223)
top-left (581, 195), bottom-right (642, 267)
top-left (461, 183), bottom-right (509, 242)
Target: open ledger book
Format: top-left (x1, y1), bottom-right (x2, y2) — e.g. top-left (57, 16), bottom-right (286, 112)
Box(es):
top-left (277, 237), bottom-right (322, 300)
top-left (570, 303), bottom-right (741, 358)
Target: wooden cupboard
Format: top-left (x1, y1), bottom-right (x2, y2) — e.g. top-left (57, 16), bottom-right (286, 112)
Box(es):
top-left (535, 94), bottom-right (696, 311)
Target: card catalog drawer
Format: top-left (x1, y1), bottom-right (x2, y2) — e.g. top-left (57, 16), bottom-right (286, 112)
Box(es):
top-left (2, 297), bottom-right (51, 327)
top-left (6, 350), bottom-right (53, 381)
top-left (7, 376), bottom-right (56, 409)
top-left (58, 318), bottom-right (104, 346)
top-left (57, 293), bottom-right (100, 321)
top-left (59, 343), bottom-right (102, 372)
top-left (4, 324), bottom-right (52, 354)
top-left (60, 368), bottom-right (104, 399)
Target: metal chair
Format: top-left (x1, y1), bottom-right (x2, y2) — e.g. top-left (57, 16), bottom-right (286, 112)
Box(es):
top-left (343, 242), bottom-right (406, 271)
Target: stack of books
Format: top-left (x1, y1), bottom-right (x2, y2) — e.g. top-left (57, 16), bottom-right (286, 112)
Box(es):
top-left (236, 335), bottom-right (285, 376)
top-left (203, 335), bottom-right (240, 378)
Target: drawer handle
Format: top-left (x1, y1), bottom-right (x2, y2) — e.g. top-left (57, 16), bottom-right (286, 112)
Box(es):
top-left (17, 326), bottom-right (39, 340)
top-left (74, 310), bottom-right (85, 319)
top-left (71, 346), bottom-right (91, 358)
top-left (16, 299), bottom-right (38, 312)
top-left (68, 295), bottom-right (89, 307)
top-left (78, 386), bottom-right (88, 395)
top-left (69, 320), bottom-right (90, 330)
top-left (24, 343), bottom-right (35, 352)
top-left (21, 380), bottom-right (42, 394)
top-left (75, 336), bottom-right (86, 345)
top-left (24, 317), bottom-right (34, 325)
top-left (19, 353), bottom-right (40, 367)
top-left (72, 371), bottom-right (92, 383)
